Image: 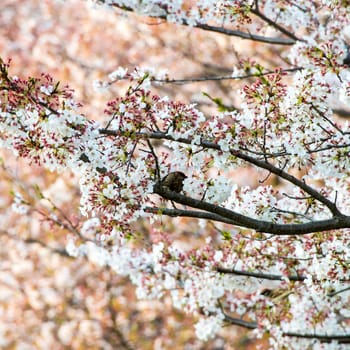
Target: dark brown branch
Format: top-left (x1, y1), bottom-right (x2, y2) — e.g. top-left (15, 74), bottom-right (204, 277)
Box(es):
top-left (153, 184), bottom-right (350, 235)
top-left (108, 3), bottom-right (296, 45)
top-left (191, 23), bottom-right (296, 45)
top-left (217, 267), bottom-right (350, 284)
top-left (250, 5), bottom-right (302, 42)
top-left (223, 314), bottom-right (258, 329)
top-left (328, 286), bottom-right (350, 297)
top-left (283, 332), bottom-right (350, 344)
top-left (217, 267), bottom-right (306, 281)
top-left (223, 313), bottom-right (350, 343)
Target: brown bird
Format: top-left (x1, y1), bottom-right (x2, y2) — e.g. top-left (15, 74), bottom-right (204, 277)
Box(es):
top-left (161, 171), bottom-right (187, 193)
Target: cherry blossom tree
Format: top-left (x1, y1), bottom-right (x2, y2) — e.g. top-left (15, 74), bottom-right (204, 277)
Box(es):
top-left (1, 0), bottom-right (350, 348)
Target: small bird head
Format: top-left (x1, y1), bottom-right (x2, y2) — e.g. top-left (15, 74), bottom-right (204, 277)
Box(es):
top-left (161, 171), bottom-right (187, 193)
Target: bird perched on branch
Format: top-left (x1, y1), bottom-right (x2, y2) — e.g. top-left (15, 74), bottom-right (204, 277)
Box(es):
top-left (161, 171), bottom-right (187, 193)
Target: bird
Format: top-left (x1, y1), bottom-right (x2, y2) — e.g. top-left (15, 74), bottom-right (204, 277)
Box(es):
top-left (161, 171), bottom-right (187, 193)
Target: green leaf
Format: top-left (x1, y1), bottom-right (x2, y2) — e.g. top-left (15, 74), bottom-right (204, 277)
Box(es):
top-left (202, 92), bottom-right (237, 112)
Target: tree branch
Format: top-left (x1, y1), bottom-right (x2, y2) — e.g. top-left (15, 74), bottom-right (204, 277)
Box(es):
top-left (216, 267), bottom-right (306, 281)
top-left (150, 67), bottom-right (302, 85)
top-left (217, 268), bottom-right (350, 284)
top-left (145, 206), bottom-right (240, 225)
top-left (223, 314), bottom-right (258, 329)
top-left (152, 184), bottom-right (350, 235)
top-left (192, 23), bottom-right (296, 45)
top-left (283, 332), bottom-right (350, 344)
top-left (108, 3), bottom-right (296, 45)
top-left (223, 312), bottom-right (350, 343)
top-left (250, 4), bottom-right (302, 42)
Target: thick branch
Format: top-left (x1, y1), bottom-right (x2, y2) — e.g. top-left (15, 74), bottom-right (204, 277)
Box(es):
top-left (153, 184), bottom-right (350, 235)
